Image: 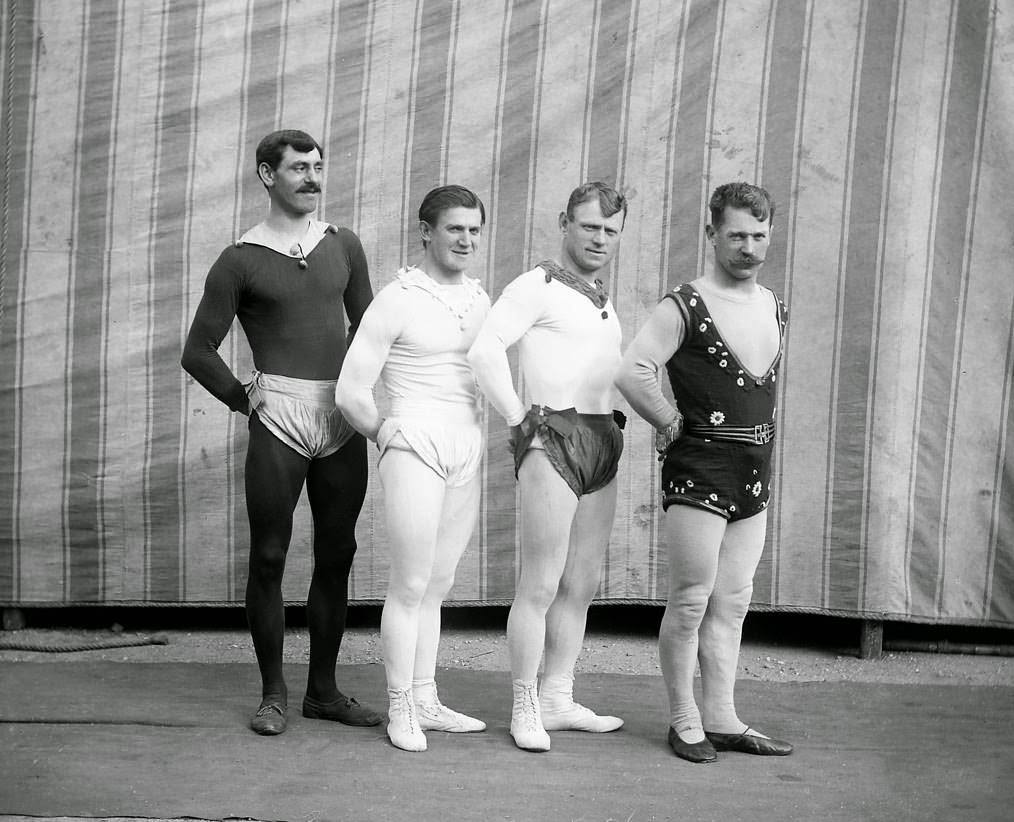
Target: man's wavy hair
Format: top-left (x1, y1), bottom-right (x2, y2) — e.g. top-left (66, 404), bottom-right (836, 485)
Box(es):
top-left (708, 182), bottom-right (775, 228)
top-left (255, 130), bottom-right (323, 178)
top-left (565, 181), bottom-right (628, 227)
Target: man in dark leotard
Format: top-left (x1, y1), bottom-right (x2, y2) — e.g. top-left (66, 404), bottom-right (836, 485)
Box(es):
top-left (181, 129), bottom-right (382, 735)
top-left (617, 182), bottom-right (793, 763)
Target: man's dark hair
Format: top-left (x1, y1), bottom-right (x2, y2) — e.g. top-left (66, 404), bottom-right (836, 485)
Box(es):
top-left (709, 182), bottom-right (775, 228)
top-left (255, 129), bottom-right (323, 177)
top-left (418, 185), bottom-right (486, 246)
top-left (565, 181), bottom-right (628, 225)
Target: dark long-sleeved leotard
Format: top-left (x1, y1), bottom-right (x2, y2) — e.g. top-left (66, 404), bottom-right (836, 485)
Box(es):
top-left (181, 223), bottom-right (373, 412)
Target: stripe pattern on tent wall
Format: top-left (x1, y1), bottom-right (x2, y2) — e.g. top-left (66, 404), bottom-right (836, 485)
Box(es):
top-left (0, 0), bottom-right (1011, 626)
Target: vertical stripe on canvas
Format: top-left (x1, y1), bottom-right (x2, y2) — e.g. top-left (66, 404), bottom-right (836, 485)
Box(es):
top-left (474, 0), bottom-right (511, 599)
top-left (405, 0), bottom-right (455, 246)
top-left (323, 0), bottom-right (371, 230)
top-left (582, 0), bottom-right (635, 595)
top-left (177, 0), bottom-right (210, 601)
top-left (144, 0), bottom-right (203, 600)
top-left (753, 0), bottom-right (808, 603)
top-left (937, 0), bottom-right (995, 618)
top-left (908, 0), bottom-right (990, 618)
top-left (484, 0), bottom-right (542, 600)
top-left (65, 1), bottom-right (118, 601)
top-left (0, 0), bottom-right (37, 601)
top-left (824, 0), bottom-right (900, 613)
top-left (991, 294), bottom-right (1014, 622)
top-left (227, 0), bottom-right (286, 596)
top-left (663, 0), bottom-right (720, 291)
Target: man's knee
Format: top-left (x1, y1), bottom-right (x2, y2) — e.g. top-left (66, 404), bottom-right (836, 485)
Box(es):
top-left (248, 543), bottom-right (288, 583)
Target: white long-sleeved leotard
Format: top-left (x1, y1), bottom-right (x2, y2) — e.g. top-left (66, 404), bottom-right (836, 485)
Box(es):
top-left (467, 265), bottom-right (622, 426)
top-left (336, 266), bottom-right (491, 435)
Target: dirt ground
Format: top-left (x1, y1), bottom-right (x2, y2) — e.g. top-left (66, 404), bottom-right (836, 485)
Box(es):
top-left (2, 606), bottom-right (1012, 686)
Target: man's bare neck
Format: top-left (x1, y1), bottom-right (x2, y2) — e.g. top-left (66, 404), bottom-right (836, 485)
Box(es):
top-left (260, 211), bottom-right (314, 243)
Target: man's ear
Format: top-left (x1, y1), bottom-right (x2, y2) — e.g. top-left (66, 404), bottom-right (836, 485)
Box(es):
top-left (558, 211), bottom-right (569, 233)
top-left (419, 220), bottom-right (433, 245)
top-left (705, 224), bottom-right (716, 243)
top-left (257, 162), bottom-right (275, 188)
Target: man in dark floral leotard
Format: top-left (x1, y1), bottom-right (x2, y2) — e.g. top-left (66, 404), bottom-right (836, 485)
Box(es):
top-left (617, 182), bottom-right (793, 763)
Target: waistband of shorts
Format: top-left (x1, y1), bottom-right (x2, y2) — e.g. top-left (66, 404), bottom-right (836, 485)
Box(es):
top-left (251, 371), bottom-right (338, 407)
top-left (524, 405), bottom-right (624, 435)
top-left (387, 403), bottom-right (481, 426)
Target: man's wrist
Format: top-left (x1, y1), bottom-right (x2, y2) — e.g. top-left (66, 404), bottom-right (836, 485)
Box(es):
top-left (654, 411), bottom-right (683, 455)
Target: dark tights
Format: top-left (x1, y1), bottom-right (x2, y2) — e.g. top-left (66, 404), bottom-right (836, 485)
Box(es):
top-left (244, 413), bottom-right (368, 705)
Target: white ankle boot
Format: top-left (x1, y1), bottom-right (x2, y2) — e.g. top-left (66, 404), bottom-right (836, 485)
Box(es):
top-left (539, 673), bottom-right (623, 732)
top-left (387, 687), bottom-right (426, 752)
top-left (510, 679), bottom-right (550, 752)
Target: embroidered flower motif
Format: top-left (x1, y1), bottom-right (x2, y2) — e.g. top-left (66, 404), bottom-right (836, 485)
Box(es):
top-left (689, 298), bottom-right (697, 307)
top-left (699, 323), bottom-right (708, 332)
top-left (686, 479), bottom-right (694, 488)
top-left (729, 505), bottom-right (737, 513)
top-left (751, 481), bottom-right (763, 497)
top-left (752, 469), bottom-right (759, 476)
top-left (709, 411), bottom-right (725, 425)
top-left (737, 377), bottom-right (745, 387)
top-left (709, 493), bottom-right (718, 502)
top-left (708, 346), bottom-right (717, 354)
top-left (719, 359), bottom-right (728, 368)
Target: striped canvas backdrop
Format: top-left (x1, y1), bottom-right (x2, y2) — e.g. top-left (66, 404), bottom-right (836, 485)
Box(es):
top-left (0, 0), bottom-right (1011, 625)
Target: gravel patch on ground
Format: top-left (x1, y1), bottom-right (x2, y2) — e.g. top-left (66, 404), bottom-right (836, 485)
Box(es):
top-left (2, 607), bottom-right (1012, 686)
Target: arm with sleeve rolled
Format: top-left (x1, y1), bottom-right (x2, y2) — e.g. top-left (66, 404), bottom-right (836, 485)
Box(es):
top-left (615, 296), bottom-right (687, 453)
top-left (334, 289), bottom-right (399, 442)
top-left (180, 257), bottom-right (251, 414)
top-left (466, 278), bottom-right (542, 429)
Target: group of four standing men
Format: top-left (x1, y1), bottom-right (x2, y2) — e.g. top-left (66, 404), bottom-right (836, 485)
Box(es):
top-left (181, 129), bottom-right (793, 763)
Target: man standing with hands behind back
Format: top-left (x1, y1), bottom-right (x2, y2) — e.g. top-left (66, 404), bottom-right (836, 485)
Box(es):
top-left (181, 129), bottom-right (382, 736)
top-left (468, 182), bottom-right (628, 752)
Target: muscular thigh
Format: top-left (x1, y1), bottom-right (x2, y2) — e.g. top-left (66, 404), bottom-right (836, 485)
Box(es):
top-left (246, 412), bottom-right (310, 525)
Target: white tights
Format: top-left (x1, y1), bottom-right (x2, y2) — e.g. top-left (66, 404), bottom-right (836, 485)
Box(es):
top-left (507, 450), bottom-right (617, 685)
top-left (659, 506), bottom-right (767, 743)
top-left (378, 447), bottom-right (480, 690)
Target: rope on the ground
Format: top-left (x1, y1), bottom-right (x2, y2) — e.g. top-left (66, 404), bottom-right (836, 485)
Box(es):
top-left (0, 634), bottom-right (169, 652)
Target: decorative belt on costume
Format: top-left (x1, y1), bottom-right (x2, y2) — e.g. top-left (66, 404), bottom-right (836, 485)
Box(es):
top-left (684, 421), bottom-right (775, 445)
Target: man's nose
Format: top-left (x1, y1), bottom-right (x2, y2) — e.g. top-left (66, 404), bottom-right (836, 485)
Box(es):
top-left (741, 237), bottom-right (755, 255)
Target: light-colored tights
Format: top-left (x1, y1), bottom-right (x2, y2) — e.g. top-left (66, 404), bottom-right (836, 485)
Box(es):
top-left (507, 450), bottom-right (617, 684)
top-left (378, 447), bottom-right (480, 690)
top-left (659, 505), bottom-right (767, 743)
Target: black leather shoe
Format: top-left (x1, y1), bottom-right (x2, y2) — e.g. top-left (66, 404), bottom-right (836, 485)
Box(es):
top-left (667, 726), bottom-right (717, 763)
top-left (705, 727), bottom-right (793, 756)
top-left (302, 692), bottom-right (384, 726)
top-left (250, 701), bottom-right (287, 735)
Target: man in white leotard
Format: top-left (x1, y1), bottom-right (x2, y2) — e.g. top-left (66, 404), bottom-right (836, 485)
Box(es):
top-left (617, 182), bottom-right (792, 763)
top-left (467, 182), bottom-right (627, 752)
top-left (336, 185), bottom-right (490, 752)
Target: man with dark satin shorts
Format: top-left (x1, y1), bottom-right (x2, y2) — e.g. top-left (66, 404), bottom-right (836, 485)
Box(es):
top-left (181, 129), bottom-right (382, 735)
top-left (468, 182), bottom-right (628, 752)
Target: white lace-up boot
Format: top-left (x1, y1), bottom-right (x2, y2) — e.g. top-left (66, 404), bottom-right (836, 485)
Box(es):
top-left (510, 679), bottom-right (550, 751)
top-left (386, 687), bottom-right (427, 752)
top-left (413, 679), bottom-right (486, 732)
